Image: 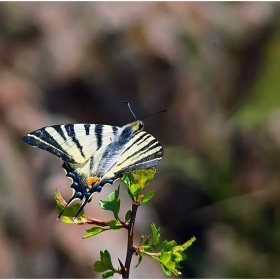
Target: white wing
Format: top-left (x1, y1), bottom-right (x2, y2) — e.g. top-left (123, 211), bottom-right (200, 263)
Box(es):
top-left (22, 124), bottom-right (120, 164)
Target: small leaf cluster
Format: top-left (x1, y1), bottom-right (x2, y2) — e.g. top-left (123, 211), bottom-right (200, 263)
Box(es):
top-left (54, 189), bottom-right (86, 223)
top-left (137, 223), bottom-right (196, 276)
top-left (121, 169), bottom-right (155, 204)
top-left (93, 250), bottom-right (118, 278)
top-left (54, 168), bottom-right (196, 278)
top-left (55, 186), bottom-right (126, 230)
top-left (84, 186), bottom-right (125, 238)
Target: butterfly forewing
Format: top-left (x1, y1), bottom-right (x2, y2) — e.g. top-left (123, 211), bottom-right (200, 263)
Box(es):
top-left (22, 124), bottom-right (119, 164)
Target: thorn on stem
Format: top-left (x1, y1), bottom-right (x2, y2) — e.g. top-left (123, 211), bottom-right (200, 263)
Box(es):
top-left (118, 258), bottom-right (127, 278)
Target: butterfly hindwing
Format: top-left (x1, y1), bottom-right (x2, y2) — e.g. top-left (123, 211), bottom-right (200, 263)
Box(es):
top-left (22, 124), bottom-right (119, 164)
top-left (106, 130), bottom-right (164, 179)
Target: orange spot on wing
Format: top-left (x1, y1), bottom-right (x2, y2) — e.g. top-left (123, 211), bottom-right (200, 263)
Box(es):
top-left (88, 177), bottom-right (100, 186)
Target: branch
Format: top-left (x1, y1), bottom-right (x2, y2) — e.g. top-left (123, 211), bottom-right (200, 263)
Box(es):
top-left (123, 203), bottom-right (138, 279)
top-left (75, 217), bottom-right (128, 228)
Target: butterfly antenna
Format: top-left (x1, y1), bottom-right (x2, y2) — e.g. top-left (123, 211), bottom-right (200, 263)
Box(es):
top-left (141, 109), bottom-right (167, 121)
top-left (124, 101), bottom-right (137, 120)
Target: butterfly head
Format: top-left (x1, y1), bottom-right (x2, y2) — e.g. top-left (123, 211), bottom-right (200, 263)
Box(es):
top-left (133, 120), bottom-right (144, 131)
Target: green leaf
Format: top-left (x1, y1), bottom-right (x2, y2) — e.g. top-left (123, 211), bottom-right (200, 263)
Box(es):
top-left (99, 187), bottom-right (120, 218)
top-left (59, 203), bottom-right (84, 218)
top-left (161, 240), bottom-right (177, 252)
top-left (108, 190), bottom-right (116, 201)
top-left (126, 185), bottom-right (135, 200)
top-left (160, 263), bottom-right (172, 276)
top-left (160, 251), bottom-right (172, 263)
top-left (121, 169), bottom-right (156, 200)
top-left (173, 253), bottom-right (186, 267)
top-left (157, 239), bottom-right (193, 276)
top-left (182, 236), bottom-right (196, 250)
top-left (141, 190), bottom-right (155, 203)
top-left (121, 173), bottom-right (131, 185)
top-left (107, 220), bottom-right (122, 230)
top-left (139, 245), bottom-right (151, 252)
top-left (93, 261), bottom-right (109, 273)
top-left (109, 186), bottom-right (119, 200)
top-left (135, 254), bottom-right (143, 268)
top-left (113, 198), bottom-right (120, 220)
top-left (138, 224), bottom-right (196, 276)
top-left (83, 227), bottom-right (108, 239)
top-left (99, 199), bottom-right (114, 211)
top-left (54, 189), bottom-right (84, 218)
top-left (129, 184), bottom-right (142, 196)
top-left (54, 188), bottom-right (66, 208)
top-left (60, 216), bottom-right (74, 224)
top-left (100, 250), bottom-right (114, 270)
top-left (144, 235), bottom-right (151, 246)
top-left (172, 246), bottom-right (186, 263)
top-left (138, 169), bottom-right (155, 187)
top-left (151, 223), bottom-right (161, 250)
top-left (125, 210), bottom-right (131, 222)
top-left (102, 271), bottom-right (115, 278)
top-left (159, 257), bottom-right (179, 276)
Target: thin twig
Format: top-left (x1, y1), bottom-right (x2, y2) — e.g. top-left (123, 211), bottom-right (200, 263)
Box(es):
top-left (75, 217), bottom-right (108, 227)
top-left (75, 217), bottom-right (128, 228)
top-left (123, 203), bottom-right (138, 279)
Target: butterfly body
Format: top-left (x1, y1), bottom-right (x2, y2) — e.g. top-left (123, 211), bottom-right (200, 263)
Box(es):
top-left (22, 119), bottom-right (163, 217)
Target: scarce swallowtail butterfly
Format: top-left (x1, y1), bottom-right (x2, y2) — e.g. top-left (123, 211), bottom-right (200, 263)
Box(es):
top-left (22, 101), bottom-right (165, 218)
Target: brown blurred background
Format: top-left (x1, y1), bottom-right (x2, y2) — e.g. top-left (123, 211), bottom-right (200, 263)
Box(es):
top-left (1, 1), bottom-right (280, 278)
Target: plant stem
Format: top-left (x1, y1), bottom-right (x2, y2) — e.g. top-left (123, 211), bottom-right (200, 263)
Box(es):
top-left (123, 203), bottom-right (138, 279)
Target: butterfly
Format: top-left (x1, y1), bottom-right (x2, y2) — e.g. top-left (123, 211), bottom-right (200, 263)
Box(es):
top-left (22, 101), bottom-right (165, 218)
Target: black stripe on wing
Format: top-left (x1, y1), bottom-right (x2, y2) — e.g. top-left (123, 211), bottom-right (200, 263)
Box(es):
top-left (65, 124), bottom-right (86, 159)
top-left (135, 133), bottom-right (151, 146)
top-left (127, 150), bottom-right (163, 166)
top-left (120, 132), bottom-right (149, 156)
top-left (22, 128), bottom-right (75, 163)
top-left (94, 124), bottom-right (103, 151)
top-left (117, 138), bottom-right (160, 167)
top-left (114, 154), bottom-right (163, 177)
top-left (89, 156), bottom-right (95, 171)
top-left (53, 125), bottom-right (67, 141)
top-left (84, 124), bottom-right (90, 135)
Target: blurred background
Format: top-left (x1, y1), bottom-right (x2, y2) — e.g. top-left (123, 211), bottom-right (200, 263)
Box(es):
top-left (1, 1), bottom-right (280, 278)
